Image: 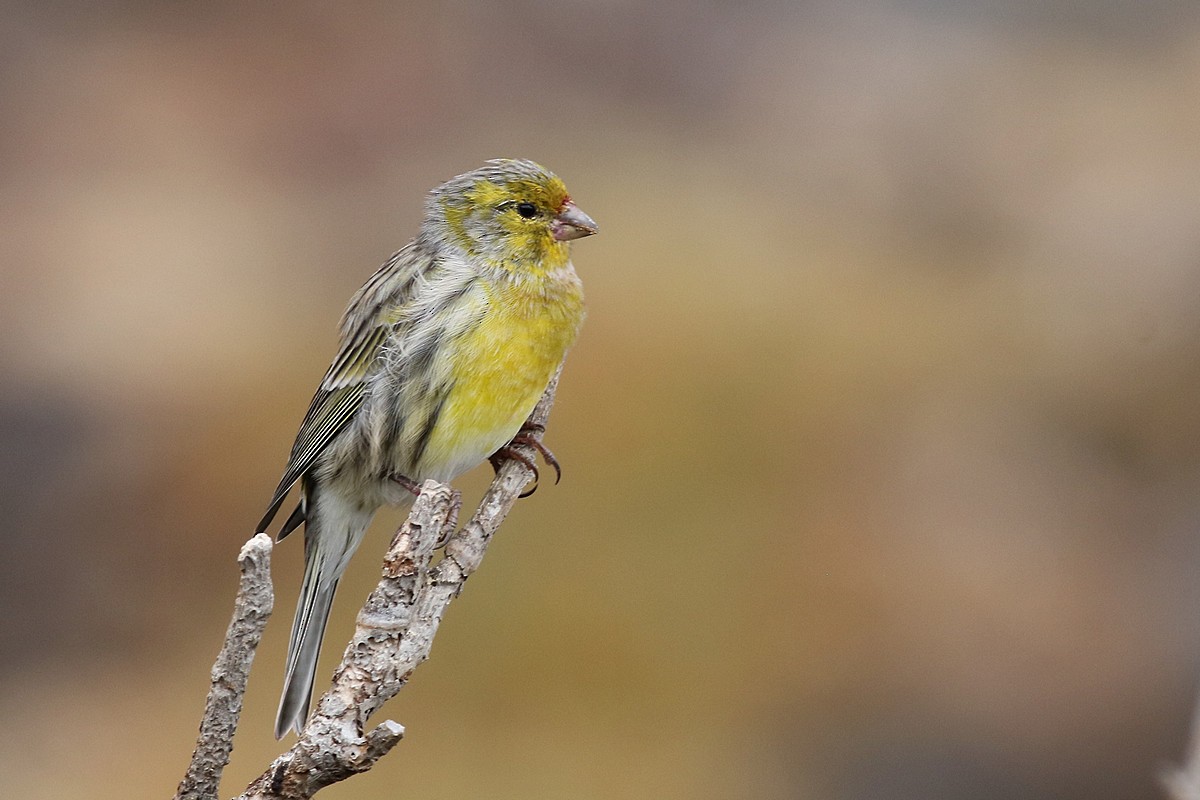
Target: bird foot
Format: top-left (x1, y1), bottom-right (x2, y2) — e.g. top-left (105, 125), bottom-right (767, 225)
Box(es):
top-left (489, 424), bottom-right (561, 498)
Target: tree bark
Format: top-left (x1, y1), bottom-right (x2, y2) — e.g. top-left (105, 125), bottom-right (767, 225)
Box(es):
top-left (175, 534), bottom-right (274, 800)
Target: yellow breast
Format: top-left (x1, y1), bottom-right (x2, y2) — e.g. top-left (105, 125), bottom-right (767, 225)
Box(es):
top-left (417, 268), bottom-right (584, 479)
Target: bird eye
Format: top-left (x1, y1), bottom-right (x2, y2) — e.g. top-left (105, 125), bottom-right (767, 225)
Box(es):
top-left (514, 202), bottom-right (537, 219)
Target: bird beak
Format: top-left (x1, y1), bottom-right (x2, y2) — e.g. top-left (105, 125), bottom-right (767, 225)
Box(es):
top-left (551, 201), bottom-right (599, 241)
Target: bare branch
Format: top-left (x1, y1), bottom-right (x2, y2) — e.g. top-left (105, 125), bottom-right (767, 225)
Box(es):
top-left (175, 533), bottom-right (275, 800)
top-left (1162, 686), bottom-right (1200, 800)
top-left (235, 369), bottom-right (564, 799)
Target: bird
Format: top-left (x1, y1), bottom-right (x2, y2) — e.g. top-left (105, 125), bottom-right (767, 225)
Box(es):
top-left (257, 159), bottom-right (595, 739)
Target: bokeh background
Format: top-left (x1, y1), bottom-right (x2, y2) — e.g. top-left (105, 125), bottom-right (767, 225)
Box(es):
top-left (4, 2), bottom-right (1200, 798)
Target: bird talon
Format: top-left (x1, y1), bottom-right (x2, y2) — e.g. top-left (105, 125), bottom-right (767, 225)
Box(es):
top-left (509, 430), bottom-right (562, 485)
top-left (490, 428), bottom-right (561, 496)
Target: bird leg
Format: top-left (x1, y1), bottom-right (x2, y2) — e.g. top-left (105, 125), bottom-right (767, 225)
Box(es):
top-left (489, 423), bottom-right (561, 498)
top-left (389, 472), bottom-right (422, 497)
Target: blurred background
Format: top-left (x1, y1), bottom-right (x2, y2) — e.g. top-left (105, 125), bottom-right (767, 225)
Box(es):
top-left (3, 1), bottom-right (1200, 798)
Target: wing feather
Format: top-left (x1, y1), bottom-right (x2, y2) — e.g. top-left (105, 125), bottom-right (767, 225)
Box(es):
top-left (257, 244), bottom-right (430, 534)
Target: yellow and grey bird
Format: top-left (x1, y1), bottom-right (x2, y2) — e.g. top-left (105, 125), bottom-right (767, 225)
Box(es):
top-left (257, 159), bottom-right (595, 738)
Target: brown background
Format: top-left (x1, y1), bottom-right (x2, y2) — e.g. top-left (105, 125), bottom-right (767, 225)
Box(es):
top-left (3, 2), bottom-right (1200, 798)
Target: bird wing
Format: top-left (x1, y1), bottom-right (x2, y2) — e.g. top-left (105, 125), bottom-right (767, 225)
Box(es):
top-left (257, 245), bottom-right (428, 535)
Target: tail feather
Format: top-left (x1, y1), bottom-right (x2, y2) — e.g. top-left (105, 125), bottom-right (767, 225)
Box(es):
top-left (279, 501), bottom-right (306, 541)
top-left (275, 559), bottom-right (337, 739)
top-left (274, 485), bottom-right (373, 739)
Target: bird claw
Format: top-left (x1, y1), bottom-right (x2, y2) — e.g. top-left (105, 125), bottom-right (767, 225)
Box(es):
top-left (490, 424), bottom-right (561, 498)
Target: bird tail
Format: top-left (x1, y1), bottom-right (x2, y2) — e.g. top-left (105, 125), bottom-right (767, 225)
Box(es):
top-left (275, 484), bottom-right (373, 739)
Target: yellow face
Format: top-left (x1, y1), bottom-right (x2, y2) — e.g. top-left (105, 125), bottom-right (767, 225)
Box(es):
top-left (432, 160), bottom-right (578, 274)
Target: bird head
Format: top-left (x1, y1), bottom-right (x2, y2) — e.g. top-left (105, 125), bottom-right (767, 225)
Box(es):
top-left (424, 159), bottom-right (598, 274)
